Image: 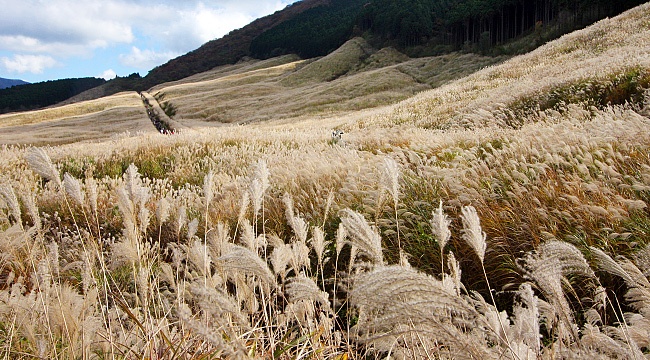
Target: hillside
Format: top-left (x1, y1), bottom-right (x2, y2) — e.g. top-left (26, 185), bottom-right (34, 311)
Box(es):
top-left (0, 77), bottom-right (106, 114)
top-left (4, 0), bottom-right (645, 110)
top-left (139, 0), bottom-right (331, 89)
top-left (0, 77), bottom-right (28, 89)
top-left (0, 91), bottom-right (153, 145)
top-left (0, 3), bottom-right (650, 359)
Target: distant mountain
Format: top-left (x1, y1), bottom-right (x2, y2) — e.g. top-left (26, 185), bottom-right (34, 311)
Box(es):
top-left (0, 77), bottom-right (29, 89)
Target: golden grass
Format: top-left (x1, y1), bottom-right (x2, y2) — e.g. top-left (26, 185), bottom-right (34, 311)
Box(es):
top-left (0, 92), bottom-right (143, 128)
top-left (0, 4), bottom-right (649, 358)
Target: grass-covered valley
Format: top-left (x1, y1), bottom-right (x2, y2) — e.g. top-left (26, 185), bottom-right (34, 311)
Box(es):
top-left (1, 3), bottom-right (650, 359)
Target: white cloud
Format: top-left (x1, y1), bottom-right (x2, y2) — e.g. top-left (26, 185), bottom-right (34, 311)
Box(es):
top-left (119, 46), bottom-right (179, 70)
top-left (1, 54), bottom-right (58, 74)
top-left (0, 0), bottom-right (135, 56)
top-left (98, 69), bottom-right (117, 80)
top-left (0, 0), bottom-right (299, 78)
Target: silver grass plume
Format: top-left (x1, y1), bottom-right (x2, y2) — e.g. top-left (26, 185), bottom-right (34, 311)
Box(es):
top-left (26, 147), bottom-right (61, 188)
top-left (591, 247), bottom-right (650, 312)
top-left (19, 189), bottom-right (40, 231)
top-left (63, 173), bottom-right (84, 206)
top-left (138, 205), bottom-right (150, 235)
top-left (237, 191), bottom-right (250, 226)
top-left (187, 218), bottom-right (199, 240)
top-left (187, 282), bottom-right (249, 328)
top-left (521, 241), bottom-right (595, 341)
top-left (187, 239), bottom-right (211, 277)
top-left (207, 222), bottom-right (230, 258)
top-left (249, 159), bottom-right (269, 220)
top-left (252, 158), bottom-right (270, 194)
top-left (85, 177), bottom-right (98, 216)
top-left (0, 185), bottom-right (21, 227)
top-left (460, 205), bottom-right (486, 263)
top-left (203, 170), bottom-right (214, 206)
top-left (339, 209), bottom-right (383, 266)
top-left (116, 186), bottom-right (136, 240)
top-left (123, 164), bottom-right (141, 200)
top-left (286, 273), bottom-right (332, 312)
top-left (335, 222), bottom-right (347, 257)
top-left (283, 193), bottom-right (308, 243)
top-left (311, 226), bottom-right (329, 265)
top-left (431, 200), bottom-right (451, 254)
top-left (155, 197), bottom-right (170, 225)
top-left (240, 220), bottom-right (255, 250)
top-left (175, 206), bottom-right (187, 238)
top-left (271, 243), bottom-right (293, 281)
top-left (290, 241), bottom-right (311, 274)
top-left (380, 156), bottom-right (400, 208)
top-left (511, 283), bottom-right (541, 353)
top-left (444, 251), bottom-right (463, 296)
top-left (217, 244), bottom-right (275, 287)
top-left (350, 265), bottom-right (489, 358)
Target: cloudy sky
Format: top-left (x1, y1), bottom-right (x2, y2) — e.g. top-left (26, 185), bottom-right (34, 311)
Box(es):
top-left (0, 0), bottom-right (299, 83)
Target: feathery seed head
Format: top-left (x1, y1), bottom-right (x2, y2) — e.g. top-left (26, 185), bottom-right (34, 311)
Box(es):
top-left (187, 218), bottom-right (199, 240)
top-left (431, 200), bottom-right (452, 254)
top-left (156, 197), bottom-right (170, 225)
top-left (311, 226), bottom-right (328, 265)
top-left (0, 185), bottom-right (21, 226)
top-left (85, 177), bottom-right (98, 215)
top-left (380, 156), bottom-right (400, 206)
top-left (340, 209), bottom-right (383, 266)
top-left (286, 273), bottom-right (331, 312)
top-left (203, 170), bottom-right (214, 206)
top-left (63, 173), bottom-right (84, 206)
top-left (217, 244), bottom-right (276, 287)
top-left (271, 243), bottom-right (293, 279)
top-left (26, 147), bottom-right (61, 188)
top-left (176, 206), bottom-right (187, 237)
top-left (460, 205), bottom-right (487, 263)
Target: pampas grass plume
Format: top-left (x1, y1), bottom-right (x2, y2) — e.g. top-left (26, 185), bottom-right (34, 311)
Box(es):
top-left (460, 205), bottom-right (486, 263)
top-left (63, 173), bottom-right (84, 206)
top-left (431, 200), bottom-right (451, 253)
top-left (0, 185), bottom-right (21, 227)
top-left (380, 156), bottom-right (400, 207)
top-left (156, 197), bottom-right (170, 225)
top-left (26, 147), bottom-right (61, 188)
top-left (340, 209), bottom-right (383, 266)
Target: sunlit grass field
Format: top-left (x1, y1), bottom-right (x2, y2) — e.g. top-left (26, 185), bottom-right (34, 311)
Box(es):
top-left (1, 4), bottom-right (650, 359)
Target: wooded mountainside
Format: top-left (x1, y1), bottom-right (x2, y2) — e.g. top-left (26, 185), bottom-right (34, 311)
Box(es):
top-left (252, 0), bottom-right (648, 58)
top-left (0, 77), bottom-right (105, 114)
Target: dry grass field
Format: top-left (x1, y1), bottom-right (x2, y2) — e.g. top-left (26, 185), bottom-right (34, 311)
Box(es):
top-left (1, 4), bottom-right (650, 359)
top-left (0, 92), bottom-right (154, 145)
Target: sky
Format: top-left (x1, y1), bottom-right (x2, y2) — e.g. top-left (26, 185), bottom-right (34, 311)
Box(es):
top-left (0, 0), bottom-right (299, 83)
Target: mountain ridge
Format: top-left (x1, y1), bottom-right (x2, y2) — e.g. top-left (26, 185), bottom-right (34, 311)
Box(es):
top-left (0, 77), bottom-right (29, 89)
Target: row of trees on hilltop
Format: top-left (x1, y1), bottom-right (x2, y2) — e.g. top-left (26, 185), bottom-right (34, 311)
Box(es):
top-left (250, 0), bottom-right (647, 58)
top-left (358, 0), bottom-right (648, 51)
top-left (0, 77), bottom-right (105, 114)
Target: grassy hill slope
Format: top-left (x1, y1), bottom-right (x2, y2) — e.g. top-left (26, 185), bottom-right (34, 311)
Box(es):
top-left (0, 92), bottom-right (154, 145)
top-left (0, 3), bottom-right (650, 359)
